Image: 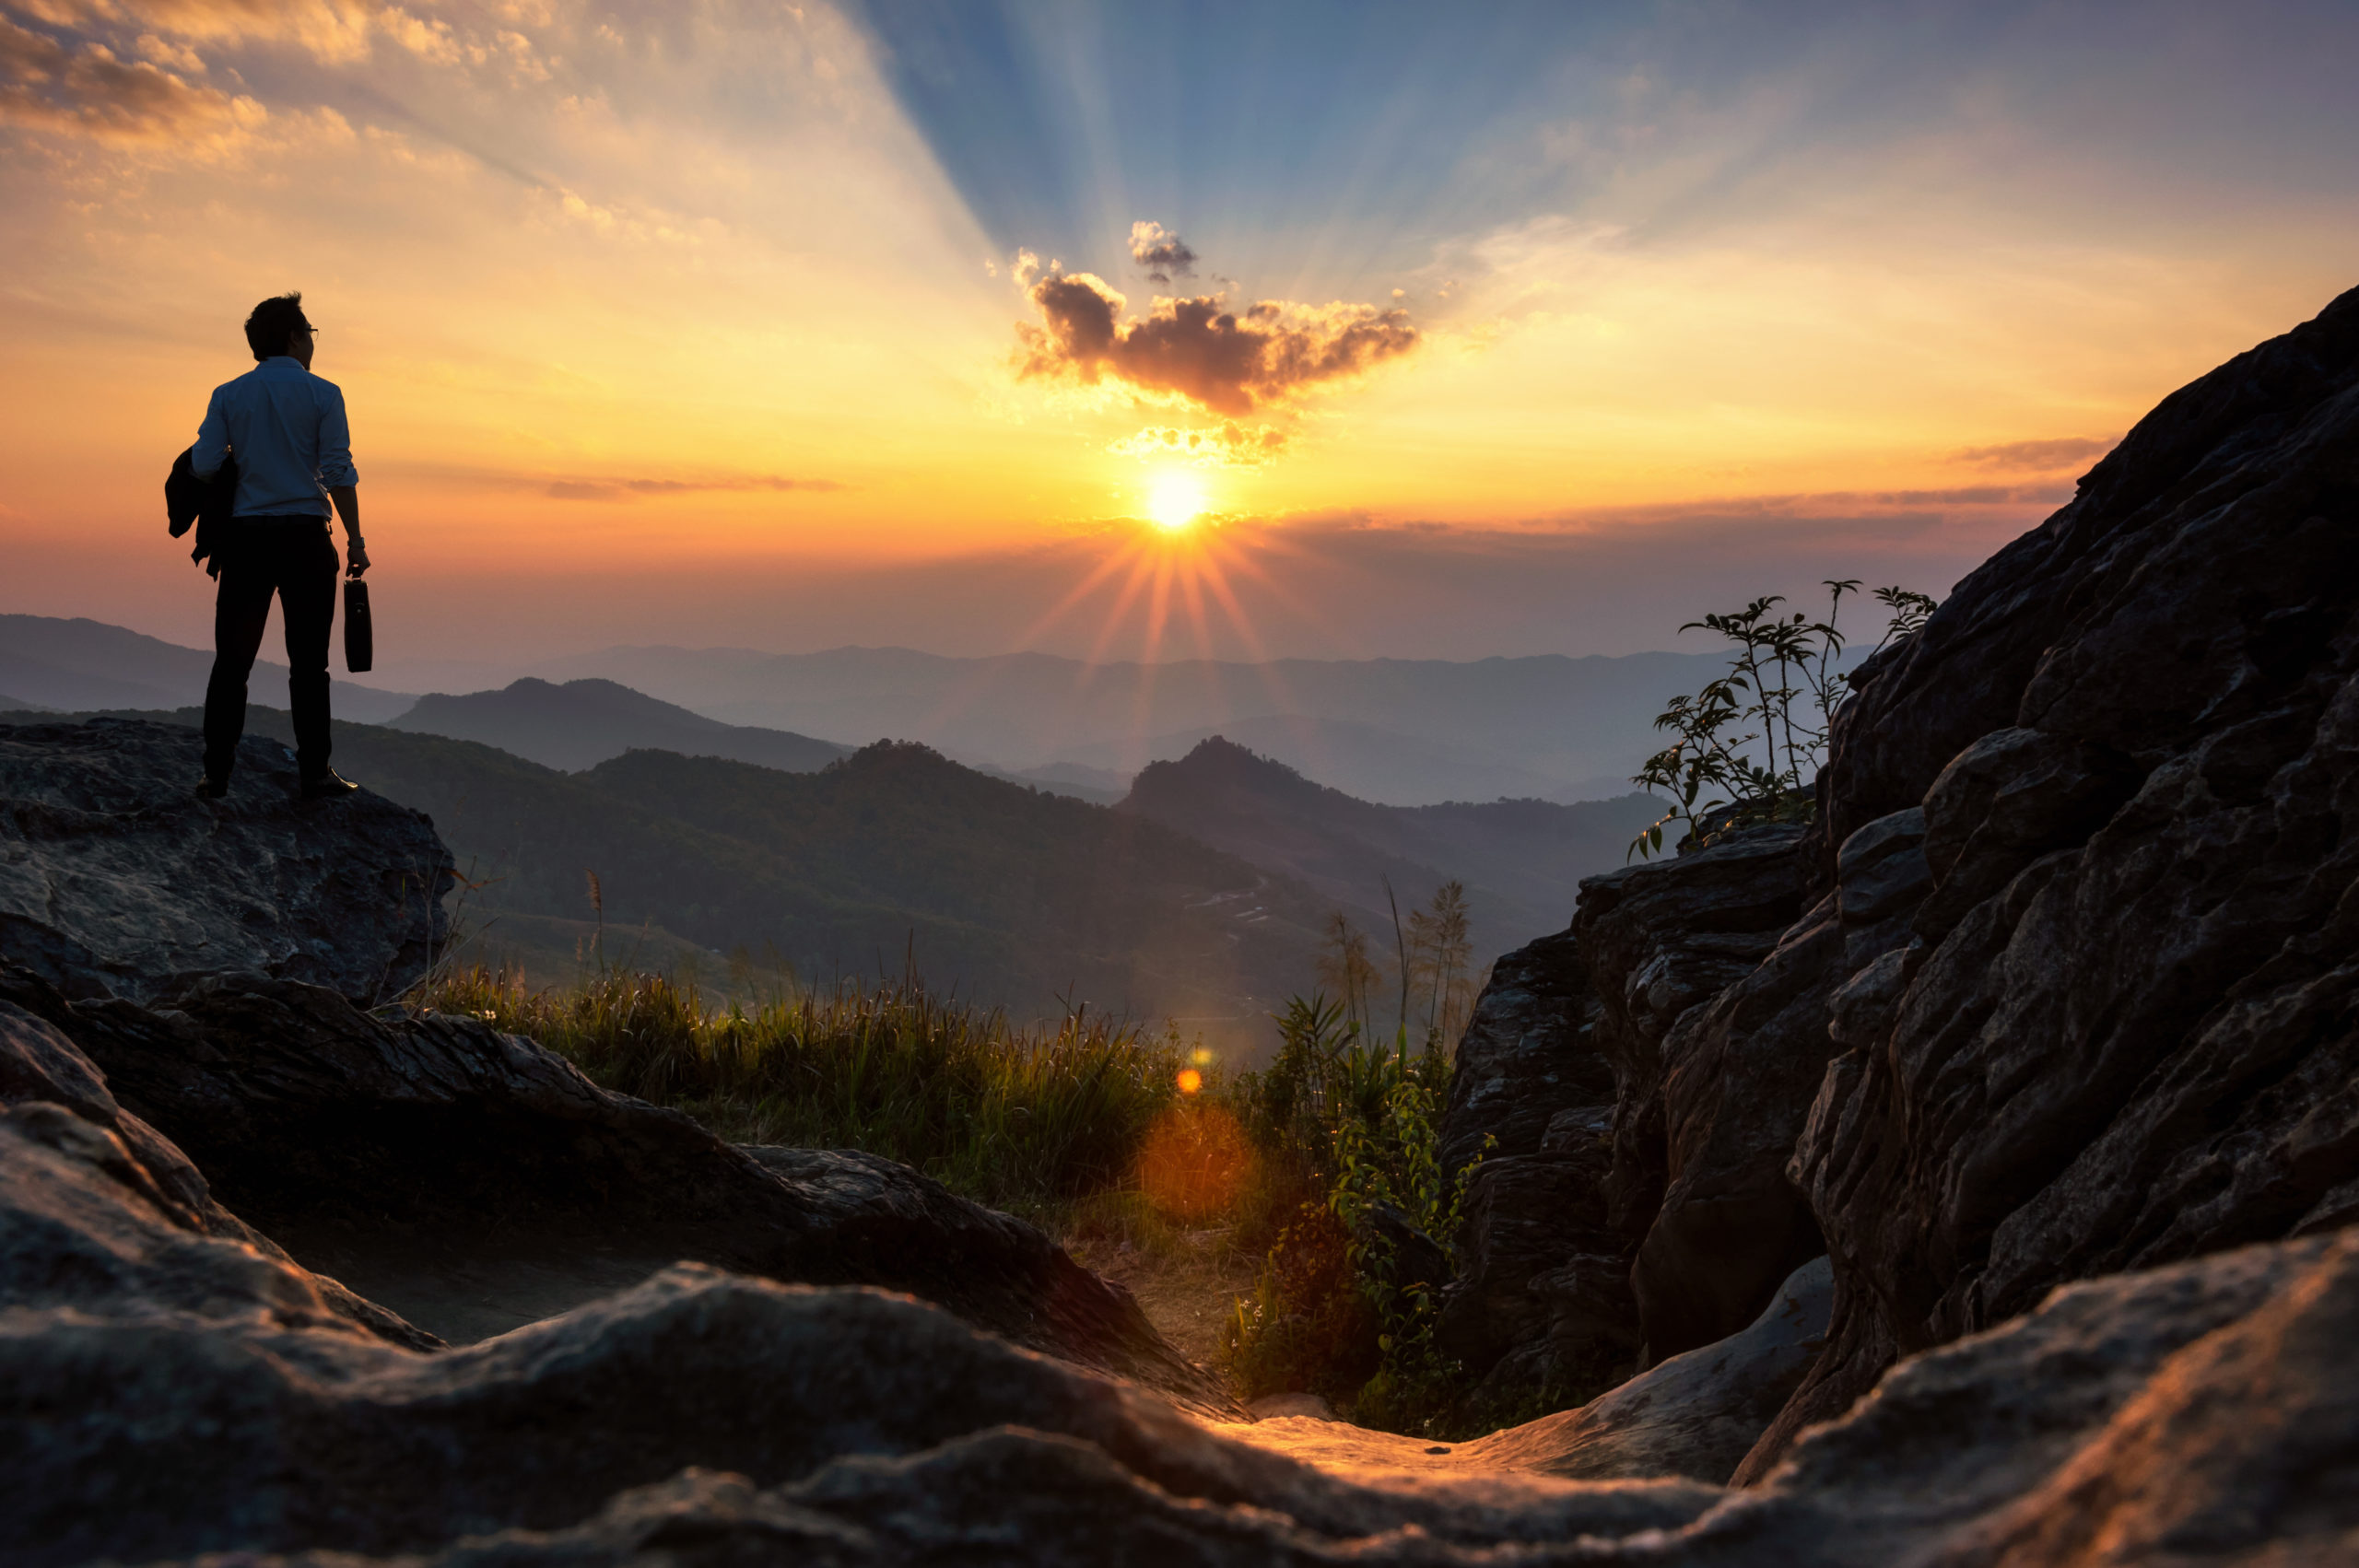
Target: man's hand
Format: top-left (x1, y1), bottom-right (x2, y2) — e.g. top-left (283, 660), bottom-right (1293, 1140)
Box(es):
top-left (346, 536), bottom-right (370, 579)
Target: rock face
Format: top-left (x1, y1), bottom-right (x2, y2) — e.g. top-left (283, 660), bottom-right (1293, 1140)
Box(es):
top-left (8, 1024), bottom-right (2355, 1565)
top-left (0, 719), bottom-right (452, 1003)
top-left (1438, 825), bottom-right (1822, 1392)
top-left (1433, 928), bottom-right (1637, 1407)
top-left (1742, 278), bottom-right (2359, 1479)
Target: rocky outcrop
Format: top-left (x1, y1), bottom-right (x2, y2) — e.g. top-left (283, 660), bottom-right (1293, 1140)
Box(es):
top-left (13, 1047), bottom-right (2352, 1568)
top-left (1440, 289), bottom-right (2359, 1491)
top-left (1740, 281), bottom-right (2359, 1480)
top-left (0, 719), bottom-right (452, 1003)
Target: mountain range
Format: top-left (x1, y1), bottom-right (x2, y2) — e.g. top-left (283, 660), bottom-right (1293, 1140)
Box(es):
top-left (0, 613), bottom-right (1726, 805)
top-left (522, 642), bottom-right (1719, 805)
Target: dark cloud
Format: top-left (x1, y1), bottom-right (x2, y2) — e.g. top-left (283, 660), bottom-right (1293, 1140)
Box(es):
top-left (546, 475), bottom-right (847, 502)
top-left (0, 17), bottom-right (251, 144)
top-left (1127, 219), bottom-right (1197, 285)
top-left (1952, 435), bottom-right (2118, 472)
top-left (1016, 271), bottom-right (1418, 416)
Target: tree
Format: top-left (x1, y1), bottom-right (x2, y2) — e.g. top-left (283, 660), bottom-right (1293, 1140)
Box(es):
top-left (1317, 911), bottom-right (1385, 1038)
top-left (1405, 881), bottom-right (1475, 1053)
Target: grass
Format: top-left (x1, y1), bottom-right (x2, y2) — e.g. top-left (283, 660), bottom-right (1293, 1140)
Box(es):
top-left (416, 965), bottom-right (1545, 1438)
top-left (417, 963), bottom-right (1191, 1219)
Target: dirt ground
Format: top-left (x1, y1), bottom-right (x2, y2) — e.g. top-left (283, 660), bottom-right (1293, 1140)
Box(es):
top-left (1064, 1225), bottom-right (1262, 1377)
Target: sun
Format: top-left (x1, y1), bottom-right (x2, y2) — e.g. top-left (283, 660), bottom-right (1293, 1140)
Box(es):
top-left (1144, 472), bottom-right (1208, 531)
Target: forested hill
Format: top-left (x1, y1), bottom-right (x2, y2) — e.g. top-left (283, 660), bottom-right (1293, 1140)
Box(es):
top-left (1120, 737), bottom-right (1663, 952)
top-left (13, 708), bottom-right (1330, 1036)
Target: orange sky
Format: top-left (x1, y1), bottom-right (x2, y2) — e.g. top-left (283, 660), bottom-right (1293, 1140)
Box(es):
top-left (3, 2), bottom-right (2353, 674)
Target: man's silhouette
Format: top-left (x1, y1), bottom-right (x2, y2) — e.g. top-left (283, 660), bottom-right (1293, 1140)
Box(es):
top-left (190, 292), bottom-right (369, 799)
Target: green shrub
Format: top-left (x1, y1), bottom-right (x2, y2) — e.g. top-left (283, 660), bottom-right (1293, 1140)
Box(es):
top-left (1221, 994), bottom-right (1488, 1432)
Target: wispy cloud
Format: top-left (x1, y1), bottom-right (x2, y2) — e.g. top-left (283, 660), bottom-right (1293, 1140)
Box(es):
top-left (1127, 219), bottom-right (1196, 285)
top-left (546, 476), bottom-right (848, 502)
top-left (1951, 436), bottom-right (2119, 473)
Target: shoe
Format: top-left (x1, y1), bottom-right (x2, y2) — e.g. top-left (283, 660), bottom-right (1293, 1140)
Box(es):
top-left (301, 768), bottom-right (359, 799)
top-left (194, 774), bottom-right (229, 800)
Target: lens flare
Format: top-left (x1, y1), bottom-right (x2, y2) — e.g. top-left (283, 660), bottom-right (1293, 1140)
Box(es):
top-left (1144, 473), bottom-right (1207, 530)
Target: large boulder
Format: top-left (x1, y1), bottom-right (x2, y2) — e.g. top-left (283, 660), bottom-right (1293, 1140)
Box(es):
top-left (1743, 283), bottom-right (2359, 1479)
top-left (0, 719), bottom-right (452, 1003)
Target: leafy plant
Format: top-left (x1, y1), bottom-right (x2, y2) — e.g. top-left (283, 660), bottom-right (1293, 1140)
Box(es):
top-left (1629, 579), bottom-right (1940, 859)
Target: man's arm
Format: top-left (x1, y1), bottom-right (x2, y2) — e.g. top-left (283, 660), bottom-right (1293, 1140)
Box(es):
top-left (191, 388), bottom-right (229, 478)
top-left (317, 381), bottom-right (365, 577)
top-left (328, 485), bottom-right (367, 578)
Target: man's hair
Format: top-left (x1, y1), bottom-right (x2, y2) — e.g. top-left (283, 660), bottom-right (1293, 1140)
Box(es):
top-left (243, 292), bottom-right (310, 361)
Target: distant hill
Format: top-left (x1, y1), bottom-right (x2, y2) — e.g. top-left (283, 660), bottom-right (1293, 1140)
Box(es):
top-left (1119, 738), bottom-right (1664, 954)
top-left (0, 614), bottom-right (416, 722)
top-left (387, 677), bottom-right (851, 774)
top-left (1086, 712), bottom-right (1587, 807)
top-left (3, 706), bottom-right (1330, 1043)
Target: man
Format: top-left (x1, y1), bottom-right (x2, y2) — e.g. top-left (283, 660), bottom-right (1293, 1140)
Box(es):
top-left (190, 292), bottom-right (370, 799)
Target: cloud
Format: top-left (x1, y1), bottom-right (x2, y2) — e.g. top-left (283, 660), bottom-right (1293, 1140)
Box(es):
top-left (0, 16), bottom-right (263, 145)
top-left (1127, 219), bottom-right (1196, 284)
top-left (1951, 435), bottom-right (2118, 472)
top-left (546, 475), bottom-right (847, 501)
top-left (1108, 422), bottom-right (1291, 468)
top-left (1016, 270), bottom-right (1418, 415)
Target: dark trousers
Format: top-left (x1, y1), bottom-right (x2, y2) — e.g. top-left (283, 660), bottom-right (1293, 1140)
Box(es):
top-left (203, 519), bottom-right (338, 780)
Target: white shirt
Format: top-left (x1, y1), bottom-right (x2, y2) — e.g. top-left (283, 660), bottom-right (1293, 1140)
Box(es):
top-left (191, 357), bottom-right (359, 518)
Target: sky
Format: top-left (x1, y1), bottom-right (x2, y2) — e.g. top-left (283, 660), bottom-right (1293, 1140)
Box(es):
top-left (2, 0), bottom-right (2354, 680)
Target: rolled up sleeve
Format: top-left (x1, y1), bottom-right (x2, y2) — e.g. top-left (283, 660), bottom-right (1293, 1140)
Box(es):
top-left (316, 384), bottom-right (358, 487)
top-left (192, 389), bottom-right (229, 478)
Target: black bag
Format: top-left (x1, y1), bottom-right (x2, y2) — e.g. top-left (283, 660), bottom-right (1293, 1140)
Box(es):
top-left (344, 578), bottom-right (373, 673)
